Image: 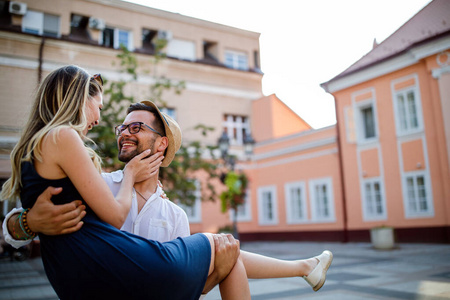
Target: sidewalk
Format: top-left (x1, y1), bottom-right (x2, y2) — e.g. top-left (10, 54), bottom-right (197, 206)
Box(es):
top-left (1, 241), bottom-right (449, 300)
top-left (207, 241), bottom-right (450, 300)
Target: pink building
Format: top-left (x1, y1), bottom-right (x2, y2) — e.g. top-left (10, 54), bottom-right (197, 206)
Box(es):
top-left (195, 0), bottom-right (450, 243)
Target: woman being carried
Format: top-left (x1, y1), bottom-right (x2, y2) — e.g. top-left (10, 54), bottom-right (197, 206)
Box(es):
top-left (1, 65), bottom-right (332, 300)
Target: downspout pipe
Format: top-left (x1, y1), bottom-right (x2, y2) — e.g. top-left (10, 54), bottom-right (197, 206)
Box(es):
top-left (321, 80), bottom-right (349, 243)
top-left (38, 37), bottom-right (46, 83)
top-left (334, 96), bottom-right (349, 243)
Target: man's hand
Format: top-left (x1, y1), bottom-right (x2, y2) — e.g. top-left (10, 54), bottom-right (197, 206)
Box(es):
top-left (202, 233), bottom-right (241, 294)
top-left (27, 187), bottom-right (86, 235)
top-left (213, 233), bottom-right (240, 278)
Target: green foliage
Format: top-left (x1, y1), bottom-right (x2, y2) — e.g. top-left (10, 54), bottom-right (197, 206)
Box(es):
top-left (219, 171), bottom-right (248, 213)
top-left (217, 224), bottom-right (233, 234)
top-left (91, 46), bottom-right (137, 168)
top-left (194, 124), bottom-right (216, 137)
top-left (116, 46), bottom-right (138, 79)
top-left (91, 40), bottom-right (222, 207)
top-left (160, 140), bottom-right (220, 206)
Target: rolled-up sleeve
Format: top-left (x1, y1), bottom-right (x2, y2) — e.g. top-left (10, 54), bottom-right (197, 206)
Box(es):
top-left (2, 207), bottom-right (33, 249)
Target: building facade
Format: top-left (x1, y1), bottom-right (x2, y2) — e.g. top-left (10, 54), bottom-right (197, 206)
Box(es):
top-left (1, 0), bottom-right (449, 243)
top-left (320, 0), bottom-right (450, 242)
top-left (0, 0), bottom-right (262, 232)
top-left (218, 0), bottom-right (450, 243)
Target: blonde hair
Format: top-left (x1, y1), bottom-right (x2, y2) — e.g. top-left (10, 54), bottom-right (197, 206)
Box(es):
top-left (1, 65), bottom-right (103, 201)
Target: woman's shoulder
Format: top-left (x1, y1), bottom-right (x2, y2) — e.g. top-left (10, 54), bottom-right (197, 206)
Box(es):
top-left (42, 126), bottom-right (83, 156)
top-left (36, 126), bottom-right (81, 178)
top-left (46, 126), bottom-right (81, 144)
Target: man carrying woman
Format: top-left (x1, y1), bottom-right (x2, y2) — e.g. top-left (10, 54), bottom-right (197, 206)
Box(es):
top-left (2, 65), bottom-right (332, 299)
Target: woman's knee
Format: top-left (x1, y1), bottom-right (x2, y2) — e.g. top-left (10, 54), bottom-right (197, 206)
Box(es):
top-left (202, 233), bottom-right (215, 275)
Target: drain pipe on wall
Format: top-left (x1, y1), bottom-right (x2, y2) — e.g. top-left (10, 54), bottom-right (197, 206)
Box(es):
top-left (334, 96), bottom-right (349, 243)
top-left (38, 37), bottom-right (46, 83)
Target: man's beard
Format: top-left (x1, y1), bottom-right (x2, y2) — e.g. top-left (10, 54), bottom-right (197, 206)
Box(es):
top-left (118, 139), bottom-right (154, 163)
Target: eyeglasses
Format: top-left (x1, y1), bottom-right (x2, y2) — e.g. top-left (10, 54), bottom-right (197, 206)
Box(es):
top-left (91, 73), bottom-right (103, 86)
top-left (115, 122), bottom-right (163, 137)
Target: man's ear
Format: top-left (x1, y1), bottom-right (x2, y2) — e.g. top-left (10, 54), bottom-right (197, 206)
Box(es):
top-left (156, 136), bottom-right (169, 152)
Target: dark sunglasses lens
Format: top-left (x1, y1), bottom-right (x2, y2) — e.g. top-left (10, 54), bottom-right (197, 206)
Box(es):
top-left (93, 74), bottom-right (103, 86)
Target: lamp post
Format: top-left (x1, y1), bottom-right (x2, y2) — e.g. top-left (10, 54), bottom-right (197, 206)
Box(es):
top-left (217, 130), bottom-right (255, 239)
top-left (218, 131), bottom-right (235, 170)
top-left (243, 133), bottom-right (255, 160)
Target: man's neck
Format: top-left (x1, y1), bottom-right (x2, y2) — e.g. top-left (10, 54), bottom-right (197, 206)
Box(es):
top-left (133, 174), bottom-right (160, 198)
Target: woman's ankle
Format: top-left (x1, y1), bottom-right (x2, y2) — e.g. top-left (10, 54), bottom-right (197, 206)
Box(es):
top-left (302, 257), bottom-right (319, 277)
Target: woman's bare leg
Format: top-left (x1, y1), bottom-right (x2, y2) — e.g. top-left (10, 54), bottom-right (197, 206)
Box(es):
top-left (240, 250), bottom-right (318, 278)
top-left (203, 233), bottom-right (251, 300)
top-left (218, 257), bottom-right (250, 299)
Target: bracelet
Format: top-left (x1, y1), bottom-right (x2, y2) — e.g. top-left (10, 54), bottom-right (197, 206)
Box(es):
top-left (21, 209), bottom-right (37, 238)
top-left (18, 208), bottom-right (37, 239)
top-left (12, 215), bottom-right (28, 240)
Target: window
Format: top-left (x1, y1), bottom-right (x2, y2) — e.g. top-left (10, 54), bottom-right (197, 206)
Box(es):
top-left (361, 106), bottom-right (375, 138)
top-left (257, 186), bottom-right (278, 225)
top-left (225, 50), bottom-right (248, 71)
top-left (223, 114), bottom-right (250, 146)
top-left (118, 29), bottom-right (130, 48)
top-left (142, 28), bottom-right (157, 53)
top-left (355, 100), bottom-right (377, 143)
top-left (159, 107), bottom-right (176, 121)
top-left (253, 50), bottom-right (260, 70)
top-left (70, 14), bottom-right (91, 42)
top-left (394, 88), bottom-right (422, 135)
top-left (203, 41), bottom-right (219, 62)
top-left (309, 178), bottom-right (335, 222)
top-left (404, 172), bottom-right (433, 217)
top-left (229, 189), bottom-right (252, 222)
top-left (22, 10), bottom-right (60, 37)
top-left (179, 180), bottom-right (202, 223)
top-left (100, 27), bottom-right (133, 50)
top-left (167, 38), bottom-right (196, 61)
top-left (285, 182), bottom-right (307, 224)
top-left (362, 179), bottom-right (386, 220)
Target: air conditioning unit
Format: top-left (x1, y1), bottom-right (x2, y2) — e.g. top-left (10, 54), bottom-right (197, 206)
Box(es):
top-left (157, 30), bottom-right (172, 40)
top-left (88, 17), bottom-right (105, 30)
top-left (9, 1), bottom-right (27, 15)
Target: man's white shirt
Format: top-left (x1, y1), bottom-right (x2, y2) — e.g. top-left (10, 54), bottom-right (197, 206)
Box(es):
top-left (103, 170), bottom-right (190, 242)
top-left (3, 170), bottom-right (191, 248)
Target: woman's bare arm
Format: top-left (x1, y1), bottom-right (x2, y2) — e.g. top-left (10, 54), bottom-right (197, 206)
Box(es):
top-left (41, 128), bottom-right (162, 228)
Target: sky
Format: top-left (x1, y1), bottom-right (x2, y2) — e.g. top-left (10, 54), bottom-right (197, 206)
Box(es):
top-left (126, 0), bottom-right (432, 129)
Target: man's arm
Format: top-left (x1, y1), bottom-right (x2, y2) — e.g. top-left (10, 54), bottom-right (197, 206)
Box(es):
top-left (202, 233), bottom-right (240, 295)
top-left (3, 187), bottom-right (86, 248)
top-left (2, 208), bottom-right (31, 249)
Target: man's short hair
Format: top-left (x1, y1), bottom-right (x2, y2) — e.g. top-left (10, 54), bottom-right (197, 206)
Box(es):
top-left (127, 103), bottom-right (166, 136)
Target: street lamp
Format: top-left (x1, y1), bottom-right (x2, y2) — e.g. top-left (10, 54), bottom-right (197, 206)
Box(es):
top-left (243, 133), bottom-right (255, 160)
top-left (218, 130), bottom-right (255, 163)
top-left (217, 131), bottom-right (235, 170)
top-left (218, 130), bottom-right (229, 158)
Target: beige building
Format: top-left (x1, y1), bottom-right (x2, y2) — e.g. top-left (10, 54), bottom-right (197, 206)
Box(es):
top-left (0, 0), bottom-right (262, 218)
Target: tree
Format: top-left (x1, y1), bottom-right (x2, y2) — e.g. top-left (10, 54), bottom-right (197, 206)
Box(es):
top-left (219, 171), bottom-right (248, 238)
top-left (91, 41), bottom-right (220, 206)
top-left (90, 45), bottom-right (138, 168)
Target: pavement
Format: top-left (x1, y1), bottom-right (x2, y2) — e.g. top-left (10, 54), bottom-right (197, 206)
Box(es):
top-left (0, 241), bottom-right (450, 300)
